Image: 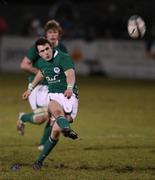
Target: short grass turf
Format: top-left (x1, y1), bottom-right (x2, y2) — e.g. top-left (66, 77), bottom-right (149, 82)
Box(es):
top-left (0, 73), bottom-right (155, 180)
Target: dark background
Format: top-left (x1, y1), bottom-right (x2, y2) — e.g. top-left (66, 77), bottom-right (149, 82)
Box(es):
top-left (0, 0), bottom-right (155, 41)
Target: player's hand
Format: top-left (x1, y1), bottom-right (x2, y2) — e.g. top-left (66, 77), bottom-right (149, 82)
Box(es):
top-left (22, 90), bottom-right (31, 100)
top-left (64, 89), bottom-right (73, 99)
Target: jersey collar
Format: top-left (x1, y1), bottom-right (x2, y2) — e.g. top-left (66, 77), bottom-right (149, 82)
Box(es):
top-left (50, 50), bottom-right (58, 61)
top-left (53, 50), bottom-right (58, 58)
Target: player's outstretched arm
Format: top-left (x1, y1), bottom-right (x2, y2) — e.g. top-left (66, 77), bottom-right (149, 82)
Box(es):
top-left (22, 70), bottom-right (43, 100)
top-left (31, 70), bottom-right (44, 87)
top-left (20, 56), bottom-right (39, 74)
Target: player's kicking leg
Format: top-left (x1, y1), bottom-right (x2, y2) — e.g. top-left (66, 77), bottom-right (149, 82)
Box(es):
top-left (33, 101), bottom-right (78, 169)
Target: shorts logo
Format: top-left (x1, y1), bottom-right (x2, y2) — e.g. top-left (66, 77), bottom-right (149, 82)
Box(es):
top-left (54, 67), bottom-right (60, 73)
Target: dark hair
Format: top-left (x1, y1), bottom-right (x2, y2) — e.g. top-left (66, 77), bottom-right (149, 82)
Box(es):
top-left (35, 37), bottom-right (52, 52)
top-left (44, 19), bottom-right (63, 38)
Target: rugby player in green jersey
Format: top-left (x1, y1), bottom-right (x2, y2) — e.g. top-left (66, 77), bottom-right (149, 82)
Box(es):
top-left (17, 20), bottom-right (68, 151)
top-left (22, 37), bottom-right (78, 169)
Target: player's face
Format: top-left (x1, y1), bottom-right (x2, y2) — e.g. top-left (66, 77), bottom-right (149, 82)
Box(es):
top-left (37, 43), bottom-right (53, 61)
top-left (46, 29), bottom-right (59, 46)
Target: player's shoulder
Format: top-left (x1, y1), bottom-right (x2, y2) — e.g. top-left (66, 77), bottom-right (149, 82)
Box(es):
top-left (26, 43), bottom-right (38, 55)
top-left (59, 50), bottom-right (68, 55)
top-left (57, 50), bottom-right (71, 62)
top-left (26, 43), bottom-right (40, 61)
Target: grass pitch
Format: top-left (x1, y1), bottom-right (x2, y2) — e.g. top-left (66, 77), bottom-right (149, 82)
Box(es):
top-left (0, 73), bottom-right (155, 180)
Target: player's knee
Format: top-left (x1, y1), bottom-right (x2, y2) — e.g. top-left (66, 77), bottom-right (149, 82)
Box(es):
top-left (52, 109), bottom-right (63, 118)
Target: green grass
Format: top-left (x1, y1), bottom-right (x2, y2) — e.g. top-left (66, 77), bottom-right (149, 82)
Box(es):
top-left (0, 73), bottom-right (155, 180)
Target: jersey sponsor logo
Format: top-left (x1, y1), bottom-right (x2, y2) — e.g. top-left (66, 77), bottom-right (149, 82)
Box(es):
top-left (46, 75), bottom-right (59, 82)
top-left (54, 67), bottom-right (60, 74)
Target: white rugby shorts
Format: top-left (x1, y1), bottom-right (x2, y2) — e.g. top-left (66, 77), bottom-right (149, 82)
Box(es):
top-left (28, 85), bottom-right (49, 110)
top-left (48, 93), bottom-right (78, 120)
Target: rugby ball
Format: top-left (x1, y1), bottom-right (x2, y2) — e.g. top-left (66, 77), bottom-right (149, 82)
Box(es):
top-left (128, 15), bottom-right (146, 39)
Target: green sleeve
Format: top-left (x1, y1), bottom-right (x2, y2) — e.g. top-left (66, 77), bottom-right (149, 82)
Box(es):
top-left (26, 45), bottom-right (40, 63)
top-left (60, 53), bottom-right (74, 72)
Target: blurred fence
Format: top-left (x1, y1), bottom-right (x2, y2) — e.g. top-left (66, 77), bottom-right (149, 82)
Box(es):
top-left (1, 36), bottom-right (155, 79)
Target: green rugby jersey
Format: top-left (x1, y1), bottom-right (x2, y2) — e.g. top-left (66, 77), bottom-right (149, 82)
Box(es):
top-left (36, 50), bottom-right (78, 96)
top-left (26, 42), bottom-right (68, 84)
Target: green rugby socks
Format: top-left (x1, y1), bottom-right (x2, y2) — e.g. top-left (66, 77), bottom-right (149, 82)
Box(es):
top-left (37, 137), bottom-right (58, 163)
top-left (20, 112), bottom-right (36, 124)
top-left (56, 116), bottom-right (70, 129)
top-left (39, 121), bottom-right (52, 145)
